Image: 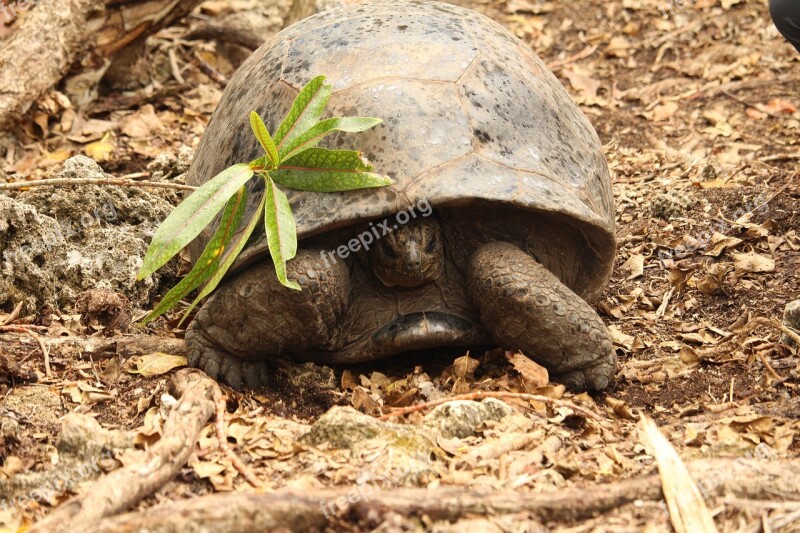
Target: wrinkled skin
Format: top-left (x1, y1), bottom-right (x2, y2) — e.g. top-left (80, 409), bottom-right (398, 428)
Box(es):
top-left (185, 208), bottom-right (616, 392)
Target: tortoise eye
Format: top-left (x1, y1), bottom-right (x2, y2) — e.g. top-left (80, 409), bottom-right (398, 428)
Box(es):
top-left (425, 234), bottom-right (437, 253)
top-left (381, 239), bottom-right (397, 258)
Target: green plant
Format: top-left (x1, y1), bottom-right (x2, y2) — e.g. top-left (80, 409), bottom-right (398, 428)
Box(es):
top-left (136, 75), bottom-right (390, 324)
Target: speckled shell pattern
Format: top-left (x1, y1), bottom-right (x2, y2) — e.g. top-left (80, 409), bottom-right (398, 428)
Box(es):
top-left (185, 0), bottom-right (616, 301)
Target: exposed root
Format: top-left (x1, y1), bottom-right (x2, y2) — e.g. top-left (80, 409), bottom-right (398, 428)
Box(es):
top-left (30, 369), bottom-right (217, 533)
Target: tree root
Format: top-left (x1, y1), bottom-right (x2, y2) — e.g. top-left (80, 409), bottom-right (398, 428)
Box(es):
top-left (55, 458), bottom-right (800, 532)
top-left (30, 369), bottom-right (216, 533)
top-left (0, 0), bottom-right (102, 129)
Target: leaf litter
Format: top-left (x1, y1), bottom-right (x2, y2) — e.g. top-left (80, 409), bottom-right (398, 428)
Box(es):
top-left (0, 0), bottom-right (798, 530)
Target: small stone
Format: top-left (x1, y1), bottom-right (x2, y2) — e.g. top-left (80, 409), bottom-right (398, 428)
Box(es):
top-left (782, 299), bottom-right (800, 347)
top-left (422, 398), bottom-right (514, 439)
top-left (651, 190), bottom-right (696, 220)
top-left (302, 406), bottom-right (439, 483)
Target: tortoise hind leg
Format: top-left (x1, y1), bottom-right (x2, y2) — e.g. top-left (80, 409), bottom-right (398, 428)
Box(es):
top-left (185, 249), bottom-right (350, 389)
top-left (467, 242), bottom-right (616, 392)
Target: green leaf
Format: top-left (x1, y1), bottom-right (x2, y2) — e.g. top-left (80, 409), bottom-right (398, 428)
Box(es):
top-left (181, 192), bottom-right (267, 322)
top-left (140, 186), bottom-right (248, 324)
top-left (263, 177), bottom-right (300, 290)
top-left (249, 111), bottom-right (280, 169)
top-left (271, 148), bottom-right (393, 192)
top-left (137, 164), bottom-right (254, 280)
top-left (273, 75), bottom-right (331, 153)
top-left (279, 117), bottom-right (382, 161)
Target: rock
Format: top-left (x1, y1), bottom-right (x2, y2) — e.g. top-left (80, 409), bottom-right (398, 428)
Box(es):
top-left (302, 399), bottom-right (516, 484)
top-left (302, 406), bottom-right (440, 483)
top-left (146, 146), bottom-right (193, 181)
top-left (0, 412), bottom-right (132, 508)
top-left (651, 190), bottom-right (696, 220)
top-left (782, 299), bottom-right (800, 347)
top-left (422, 399), bottom-right (514, 439)
top-left (57, 413), bottom-right (132, 460)
top-left (0, 156), bottom-right (179, 314)
top-left (0, 386), bottom-right (64, 430)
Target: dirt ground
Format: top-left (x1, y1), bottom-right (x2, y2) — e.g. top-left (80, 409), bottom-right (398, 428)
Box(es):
top-left (0, 0), bottom-right (799, 531)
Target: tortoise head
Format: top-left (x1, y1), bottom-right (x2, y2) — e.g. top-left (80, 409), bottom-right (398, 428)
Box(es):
top-left (370, 216), bottom-right (443, 288)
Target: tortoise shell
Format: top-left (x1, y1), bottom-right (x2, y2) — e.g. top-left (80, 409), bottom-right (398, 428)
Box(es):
top-left (185, 0), bottom-right (615, 301)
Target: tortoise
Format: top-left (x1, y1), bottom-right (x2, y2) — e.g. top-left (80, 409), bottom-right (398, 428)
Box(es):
top-left (184, 0), bottom-right (617, 392)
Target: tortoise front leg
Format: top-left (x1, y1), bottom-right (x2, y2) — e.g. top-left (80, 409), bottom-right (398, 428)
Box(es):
top-left (467, 242), bottom-right (616, 392)
top-left (185, 249), bottom-right (350, 389)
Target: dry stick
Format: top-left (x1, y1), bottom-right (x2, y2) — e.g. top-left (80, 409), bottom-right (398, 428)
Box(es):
top-left (754, 317), bottom-right (800, 348)
top-left (546, 44), bottom-right (598, 70)
top-left (1, 326), bottom-right (51, 375)
top-left (721, 90), bottom-right (783, 119)
top-left (760, 153), bottom-right (800, 162)
top-left (687, 77), bottom-right (800, 100)
top-left (213, 391), bottom-right (262, 488)
top-left (0, 302), bottom-right (23, 326)
top-left (756, 350), bottom-right (783, 382)
top-left (30, 369), bottom-right (217, 533)
top-left (0, 178), bottom-right (196, 191)
top-left (84, 458), bottom-right (800, 532)
top-left (646, 15), bottom-right (709, 49)
top-left (0, 0), bottom-right (103, 129)
top-left (184, 21), bottom-right (265, 51)
top-left (379, 391), bottom-right (603, 422)
top-left (0, 334), bottom-right (187, 365)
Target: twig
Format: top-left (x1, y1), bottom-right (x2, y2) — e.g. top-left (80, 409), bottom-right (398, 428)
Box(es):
top-left (379, 391), bottom-right (604, 422)
top-left (0, 177), bottom-right (195, 191)
top-left (646, 15), bottom-right (710, 49)
top-left (30, 369), bottom-right (217, 533)
top-left (0, 302), bottom-right (23, 326)
top-left (192, 50), bottom-right (227, 86)
top-left (184, 22), bottom-right (264, 51)
top-left (639, 415), bottom-right (717, 533)
top-left (546, 44), bottom-right (598, 69)
top-left (168, 47), bottom-right (185, 84)
top-left (2, 326), bottom-right (51, 376)
top-left (756, 350), bottom-right (783, 382)
top-left (213, 391), bottom-right (262, 488)
top-left (760, 153), bottom-right (800, 162)
top-left (754, 318), bottom-right (800, 347)
top-left (721, 90), bottom-right (782, 118)
top-left (686, 77), bottom-right (800, 100)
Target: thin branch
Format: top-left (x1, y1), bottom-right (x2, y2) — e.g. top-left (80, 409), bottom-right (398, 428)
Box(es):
top-left (754, 317), bottom-right (800, 347)
top-left (0, 178), bottom-right (196, 191)
top-left (0, 302), bottom-right (23, 326)
top-left (213, 391), bottom-right (262, 488)
top-left (30, 369), bottom-right (217, 533)
top-left (379, 390), bottom-right (604, 422)
top-left (1, 326), bottom-right (51, 376)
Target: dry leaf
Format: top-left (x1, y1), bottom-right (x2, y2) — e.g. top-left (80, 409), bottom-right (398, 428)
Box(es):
top-left (125, 353), bottom-right (187, 377)
top-left (622, 253), bottom-right (645, 279)
top-left (505, 351), bottom-right (549, 388)
top-left (120, 104), bottom-right (164, 138)
top-left (732, 251), bottom-right (775, 273)
top-left (651, 101), bottom-right (678, 122)
top-left (639, 416), bottom-right (718, 533)
top-left (84, 132), bottom-right (114, 161)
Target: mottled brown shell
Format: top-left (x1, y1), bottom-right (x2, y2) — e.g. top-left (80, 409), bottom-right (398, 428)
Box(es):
top-left (185, 0), bottom-right (615, 301)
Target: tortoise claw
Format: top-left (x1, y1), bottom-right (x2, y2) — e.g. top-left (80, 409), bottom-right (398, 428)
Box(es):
top-left (186, 317), bottom-right (270, 390)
